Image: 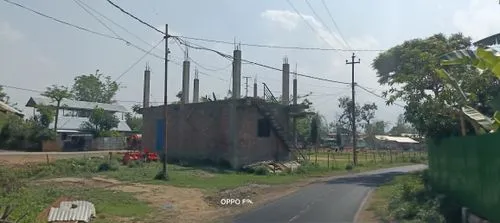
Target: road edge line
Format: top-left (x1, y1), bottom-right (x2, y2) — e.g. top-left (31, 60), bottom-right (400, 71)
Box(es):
top-left (353, 188), bottom-right (373, 223)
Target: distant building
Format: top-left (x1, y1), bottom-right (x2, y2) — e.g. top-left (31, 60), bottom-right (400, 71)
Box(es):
top-left (26, 97), bottom-right (132, 151)
top-left (373, 135), bottom-right (422, 151)
top-left (0, 101), bottom-right (23, 117)
top-left (26, 97), bottom-right (131, 134)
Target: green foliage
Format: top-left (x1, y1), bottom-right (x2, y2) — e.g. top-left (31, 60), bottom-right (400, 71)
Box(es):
top-left (80, 107), bottom-right (119, 137)
top-left (0, 85), bottom-right (7, 102)
top-left (98, 160), bottom-right (120, 172)
top-left (345, 163), bottom-right (353, 170)
top-left (309, 113), bottom-right (319, 144)
top-left (375, 171), bottom-right (460, 223)
top-left (125, 112), bottom-right (143, 132)
top-left (371, 33), bottom-right (498, 138)
top-left (72, 72), bottom-right (119, 103)
top-left (254, 165), bottom-right (270, 175)
top-left (337, 96), bottom-right (378, 131)
top-left (34, 105), bottom-right (55, 128)
top-left (41, 85), bottom-right (73, 103)
top-left (388, 114), bottom-right (417, 136)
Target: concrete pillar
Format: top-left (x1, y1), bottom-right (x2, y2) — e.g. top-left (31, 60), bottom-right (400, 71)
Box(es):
top-left (232, 48), bottom-right (242, 99)
top-left (143, 66), bottom-right (151, 108)
top-left (282, 58), bottom-right (290, 105)
top-left (181, 60), bottom-right (190, 104)
top-left (293, 78), bottom-right (297, 105)
top-left (253, 80), bottom-right (258, 98)
top-left (193, 80), bottom-right (199, 103)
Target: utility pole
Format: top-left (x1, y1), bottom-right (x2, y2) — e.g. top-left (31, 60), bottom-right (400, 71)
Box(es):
top-left (159, 24), bottom-right (169, 180)
top-left (346, 53), bottom-right (360, 166)
top-left (243, 76), bottom-right (251, 97)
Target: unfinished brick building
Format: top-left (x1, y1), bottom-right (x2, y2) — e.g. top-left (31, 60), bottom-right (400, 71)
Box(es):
top-left (141, 49), bottom-right (307, 169)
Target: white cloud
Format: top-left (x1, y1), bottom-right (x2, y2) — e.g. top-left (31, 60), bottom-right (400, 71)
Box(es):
top-left (453, 0), bottom-right (500, 40)
top-left (261, 10), bottom-right (346, 49)
top-left (0, 21), bottom-right (23, 42)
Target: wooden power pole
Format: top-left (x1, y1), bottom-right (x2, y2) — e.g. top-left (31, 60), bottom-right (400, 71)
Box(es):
top-left (346, 53), bottom-right (360, 166)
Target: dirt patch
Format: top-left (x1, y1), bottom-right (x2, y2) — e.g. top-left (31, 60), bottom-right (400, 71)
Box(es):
top-left (40, 177), bottom-right (221, 223)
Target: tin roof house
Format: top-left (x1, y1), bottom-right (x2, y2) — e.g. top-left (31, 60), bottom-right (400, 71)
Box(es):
top-left (26, 97), bottom-right (131, 133)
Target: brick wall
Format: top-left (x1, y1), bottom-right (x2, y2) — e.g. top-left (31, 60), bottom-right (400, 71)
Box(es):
top-left (142, 99), bottom-right (290, 168)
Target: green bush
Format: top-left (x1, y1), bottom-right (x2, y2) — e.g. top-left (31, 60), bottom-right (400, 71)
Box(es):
top-left (97, 160), bottom-right (120, 172)
top-left (127, 160), bottom-right (144, 168)
top-left (381, 170), bottom-right (458, 223)
top-left (254, 165), bottom-right (270, 175)
top-left (345, 163), bottom-right (354, 170)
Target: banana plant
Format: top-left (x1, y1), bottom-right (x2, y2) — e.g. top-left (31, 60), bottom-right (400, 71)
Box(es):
top-left (437, 46), bottom-right (500, 134)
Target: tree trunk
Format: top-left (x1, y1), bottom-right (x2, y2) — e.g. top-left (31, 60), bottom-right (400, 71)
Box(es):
top-left (54, 100), bottom-right (60, 133)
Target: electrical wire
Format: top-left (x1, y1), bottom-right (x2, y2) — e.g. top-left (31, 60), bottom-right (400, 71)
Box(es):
top-left (114, 38), bottom-right (164, 82)
top-left (305, 0), bottom-right (347, 49)
top-left (285, 0), bottom-right (338, 50)
top-left (320, 0), bottom-right (352, 50)
top-left (74, 0), bottom-right (165, 55)
top-left (72, 0), bottom-right (121, 38)
top-left (2, 0), bottom-right (120, 40)
top-left (105, 0), bottom-right (165, 35)
top-left (175, 37), bottom-right (351, 85)
top-left (356, 84), bottom-right (405, 108)
top-left (172, 38), bottom-right (232, 72)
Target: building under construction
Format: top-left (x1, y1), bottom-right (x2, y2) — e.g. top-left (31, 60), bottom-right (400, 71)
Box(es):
top-left (140, 48), bottom-right (308, 169)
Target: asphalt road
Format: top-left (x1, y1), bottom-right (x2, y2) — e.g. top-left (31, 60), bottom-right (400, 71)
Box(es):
top-left (233, 164), bottom-right (427, 223)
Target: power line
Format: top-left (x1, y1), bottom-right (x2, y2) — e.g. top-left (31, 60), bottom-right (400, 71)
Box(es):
top-left (2, 0), bottom-right (120, 40)
top-left (175, 35), bottom-right (384, 52)
top-left (320, 0), bottom-right (352, 50)
top-left (175, 38), bottom-right (351, 85)
top-left (2, 0), bottom-right (165, 61)
top-left (356, 84), bottom-right (405, 108)
top-left (285, 0), bottom-right (338, 50)
top-left (172, 38), bottom-right (232, 72)
top-left (114, 38), bottom-right (164, 82)
top-left (73, 0), bottom-right (121, 38)
top-left (105, 0), bottom-right (165, 35)
top-left (304, 0), bottom-right (347, 49)
top-left (74, 0), bottom-right (165, 55)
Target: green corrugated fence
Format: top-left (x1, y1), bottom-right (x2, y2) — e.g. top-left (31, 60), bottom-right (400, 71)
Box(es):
top-left (428, 131), bottom-right (500, 222)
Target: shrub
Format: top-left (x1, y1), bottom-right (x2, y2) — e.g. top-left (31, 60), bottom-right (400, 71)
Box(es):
top-left (254, 165), bottom-right (269, 175)
top-left (97, 160), bottom-right (120, 172)
top-left (127, 160), bottom-right (143, 168)
top-left (345, 163), bottom-right (354, 170)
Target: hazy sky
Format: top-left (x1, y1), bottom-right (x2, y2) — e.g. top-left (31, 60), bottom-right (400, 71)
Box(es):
top-left (1, 0), bottom-right (499, 126)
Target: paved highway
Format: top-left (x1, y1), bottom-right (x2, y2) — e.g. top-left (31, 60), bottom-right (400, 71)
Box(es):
top-left (233, 164), bottom-right (427, 223)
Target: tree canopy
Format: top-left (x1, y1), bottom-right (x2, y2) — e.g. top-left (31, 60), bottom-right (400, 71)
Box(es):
top-left (337, 96), bottom-right (378, 132)
top-left (0, 86), bottom-right (7, 102)
top-left (81, 107), bottom-right (119, 137)
top-left (72, 72), bottom-right (119, 103)
top-left (372, 33), bottom-right (500, 138)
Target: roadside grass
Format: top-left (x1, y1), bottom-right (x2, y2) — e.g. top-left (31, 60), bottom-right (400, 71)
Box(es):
top-left (0, 151), bottom-right (427, 222)
top-left (366, 170), bottom-right (460, 223)
top-left (0, 168), bottom-right (152, 223)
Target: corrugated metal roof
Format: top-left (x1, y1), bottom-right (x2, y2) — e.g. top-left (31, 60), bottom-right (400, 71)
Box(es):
top-left (374, 135), bottom-right (419, 144)
top-left (26, 97), bottom-right (128, 113)
top-left (48, 200), bottom-right (96, 222)
top-left (49, 116), bottom-right (132, 132)
top-left (0, 101), bottom-right (23, 116)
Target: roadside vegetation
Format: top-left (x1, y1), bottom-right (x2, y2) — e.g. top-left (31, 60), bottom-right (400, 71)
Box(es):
top-left (0, 150), bottom-right (426, 222)
top-left (366, 170), bottom-right (460, 223)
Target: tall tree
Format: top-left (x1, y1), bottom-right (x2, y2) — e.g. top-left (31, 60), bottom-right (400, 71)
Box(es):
top-left (72, 72), bottom-right (119, 103)
top-left (337, 96), bottom-right (378, 132)
top-left (125, 104), bottom-right (143, 132)
top-left (41, 85), bottom-right (73, 132)
top-left (81, 107), bottom-right (119, 137)
top-left (372, 33), bottom-right (498, 138)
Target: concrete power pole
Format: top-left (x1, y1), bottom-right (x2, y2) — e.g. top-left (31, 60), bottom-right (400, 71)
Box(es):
top-left (346, 53), bottom-right (360, 166)
top-left (243, 76), bottom-right (251, 97)
top-left (160, 24), bottom-right (169, 180)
